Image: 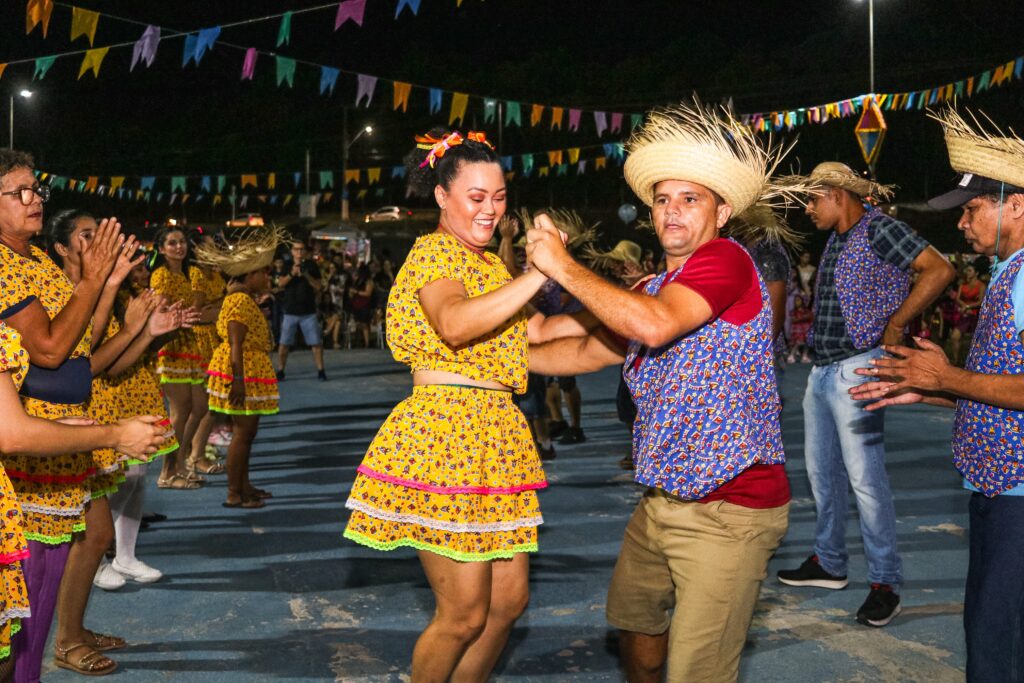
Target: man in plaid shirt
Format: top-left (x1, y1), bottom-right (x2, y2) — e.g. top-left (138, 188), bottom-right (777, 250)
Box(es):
top-left (777, 162), bottom-right (954, 628)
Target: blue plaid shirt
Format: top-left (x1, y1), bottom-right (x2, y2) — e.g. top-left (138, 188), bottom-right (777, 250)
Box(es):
top-left (812, 211), bottom-right (928, 365)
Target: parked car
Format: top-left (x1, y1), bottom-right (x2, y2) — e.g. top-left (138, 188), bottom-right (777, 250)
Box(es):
top-left (364, 206), bottom-right (412, 222)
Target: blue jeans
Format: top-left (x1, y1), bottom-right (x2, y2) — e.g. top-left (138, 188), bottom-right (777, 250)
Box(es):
top-left (965, 493), bottom-right (1024, 682)
top-left (803, 348), bottom-right (902, 588)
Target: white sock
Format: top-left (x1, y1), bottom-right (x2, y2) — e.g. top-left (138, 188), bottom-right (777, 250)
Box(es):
top-left (109, 463), bottom-right (147, 565)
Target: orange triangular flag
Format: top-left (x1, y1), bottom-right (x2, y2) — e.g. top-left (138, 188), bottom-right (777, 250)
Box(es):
top-left (550, 107), bottom-right (564, 130)
top-left (531, 104), bottom-right (544, 127)
top-left (241, 175), bottom-right (258, 188)
top-left (393, 82), bottom-right (412, 112)
top-left (26, 0), bottom-right (54, 36)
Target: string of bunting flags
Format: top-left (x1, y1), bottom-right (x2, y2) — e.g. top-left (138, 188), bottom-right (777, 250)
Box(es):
top-left (34, 142), bottom-right (629, 207)
top-left (9, 1), bottom-right (1024, 137)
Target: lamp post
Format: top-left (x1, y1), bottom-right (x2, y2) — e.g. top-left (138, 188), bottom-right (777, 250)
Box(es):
top-left (341, 107), bottom-right (373, 222)
top-left (8, 89), bottom-right (33, 150)
top-left (856, 0), bottom-right (876, 94)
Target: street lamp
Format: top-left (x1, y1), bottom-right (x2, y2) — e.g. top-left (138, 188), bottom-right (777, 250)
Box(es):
top-left (855, 0), bottom-right (876, 94)
top-left (341, 108), bottom-right (373, 222)
top-left (8, 89), bottom-right (33, 150)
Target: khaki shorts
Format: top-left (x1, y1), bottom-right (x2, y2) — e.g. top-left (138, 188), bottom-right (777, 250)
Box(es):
top-left (607, 489), bottom-right (789, 683)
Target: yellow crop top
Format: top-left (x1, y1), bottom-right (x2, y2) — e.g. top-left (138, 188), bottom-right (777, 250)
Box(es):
top-left (387, 231), bottom-right (528, 392)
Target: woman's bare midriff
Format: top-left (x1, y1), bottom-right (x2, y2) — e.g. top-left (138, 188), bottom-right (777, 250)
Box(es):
top-left (413, 370), bottom-right (511, 392)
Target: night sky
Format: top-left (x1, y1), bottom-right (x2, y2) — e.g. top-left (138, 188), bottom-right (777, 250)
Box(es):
top-left (3, 0), bottom-right (1024, 250)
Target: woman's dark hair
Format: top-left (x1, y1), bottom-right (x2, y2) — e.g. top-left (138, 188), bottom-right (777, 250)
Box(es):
top-left (404, 126), bottom-right (500, 198)
top-left (149, 226), bottom-right (191, 272)
top-left (45, 209), bottom-right (95, 268)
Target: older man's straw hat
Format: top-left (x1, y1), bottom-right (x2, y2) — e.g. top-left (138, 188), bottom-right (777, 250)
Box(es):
top-left (927, 108), bottom-right (1024, 210)
top-left (584, 240), bottom-right (642, 271)
top-left (624, 102), bottom-right (808, 215)
top-left (193, 226), bottom-right (287, 277)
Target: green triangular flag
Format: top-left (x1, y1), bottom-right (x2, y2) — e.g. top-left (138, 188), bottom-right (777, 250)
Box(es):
top-left (277, 12), bottom-right (292, 47)
top-left (276, 56), bottom-right (296, 88)
top-left (34, 55), bottom-right (57, 80)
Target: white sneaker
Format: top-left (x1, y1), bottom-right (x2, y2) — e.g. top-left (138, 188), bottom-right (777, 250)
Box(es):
top-left (111, 558), bottom-right (163, 584)
top-left (93, 560), bottom-right (126, 591)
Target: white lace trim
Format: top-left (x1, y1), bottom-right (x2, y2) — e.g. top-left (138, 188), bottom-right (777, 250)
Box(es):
top-left (345, 499), bottom-right (543, 532)
top-left (156, 366), bottom-right (199, 374)
top-left (0, 607), bottom-right (30, 624)
top-left (19, 502), bottom-right (85, 517)
top-left (206, 389), bottom-right (280, 402)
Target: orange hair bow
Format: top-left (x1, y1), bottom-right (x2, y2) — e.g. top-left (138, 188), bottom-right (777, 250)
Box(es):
top-left (415, 130), bottom-right (495, 168)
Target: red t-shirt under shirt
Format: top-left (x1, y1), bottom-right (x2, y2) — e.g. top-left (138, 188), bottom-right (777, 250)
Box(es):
top-left (635, 238), bottom-right (790, 509)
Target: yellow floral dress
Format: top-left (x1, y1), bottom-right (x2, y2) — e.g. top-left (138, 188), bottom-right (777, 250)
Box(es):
top-left (85, 320), bottom-right (127, 501)
top-left (0, 244), bottom-right (93, 546)
top-left (151, 265), bottom-right (204, 384)
top-left (206, 292), bottom-right (279, 415)
top-left (191, 267), bottom-right (225, 371)
top-left (0, 324), bottom-right (31, 660)
top-left (344, 231), bottom-right (546, 562)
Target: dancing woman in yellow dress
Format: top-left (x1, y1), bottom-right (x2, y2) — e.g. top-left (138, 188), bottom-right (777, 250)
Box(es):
top-left (344, 131), bottom-right (552, 682)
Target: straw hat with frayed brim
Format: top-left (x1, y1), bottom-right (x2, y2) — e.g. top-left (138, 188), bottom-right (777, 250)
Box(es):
top-left (624, 102), bottom-right (810, 215)
top-left (193, 226), bottom-right (288, 278)
top-left (501, 208), bottom-right (599, 252)
top-left (584, 240), bottom-right (642, 271)
top-left (931, 108), bottom-right (1024, 191)
top-left (724, 203), bottom-right (804, 251)
top-left (795, 161), bottom-right (896, 201)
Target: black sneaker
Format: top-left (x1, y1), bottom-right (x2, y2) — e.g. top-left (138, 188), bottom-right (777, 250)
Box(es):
top-left (856, 584), bottom-right (901, 627)
top-left (559, 427), bottom-right (586, 444)
top-left (275, 369), bottom-right (285, 380)
top-left (317, 370), bottom-right (328, 382)
top-left (549, 420), bottom-right (569, 438)
top-left (777, 555), bottom-right (849, 589)
top-left (537, 443), bottom-right (557, 461)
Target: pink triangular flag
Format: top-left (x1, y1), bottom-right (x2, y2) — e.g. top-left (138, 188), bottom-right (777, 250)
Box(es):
top-left (610, 113), bottom-right (623, 134)
top-left (335, 0), bottom-right (367, 29)
top-left (568, 109), bottom-right (582, 132)
top-left (241, 48), bottom-right (257, 80)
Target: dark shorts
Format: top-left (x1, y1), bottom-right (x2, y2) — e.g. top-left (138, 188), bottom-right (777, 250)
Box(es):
top-left (546, 376), bottom-right (577, 392)
top-left (514, 373), bottom-right (547, 419)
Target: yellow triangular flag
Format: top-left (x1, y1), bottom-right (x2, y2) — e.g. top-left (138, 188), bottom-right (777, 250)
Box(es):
top-left (77, 47), bottom-right (109, 79)
top-left (449, 92), bottom-right (468, 125)
top-left (213, 195), bottom-right (222, 206)
top-left (568, 148), bottom-right (580, 164)
top-left (393, 82), bottom-right (412, 112)
top-left (368, 168), bottom-right (381, 184)
top-left (538, 167), bottom-right (549, 177)
top-left (267, 173), bottom-right (276, 190)
top-left (70, 7), bottom-right (100, 45)
top-left (182, 193), bottom-right (191, 204)
top-left (283, 194), bottom-right (294, 206)
top-left (356, 189), bottom-right (368, 200)
top-left (110, 176), bottom-right (125, 191)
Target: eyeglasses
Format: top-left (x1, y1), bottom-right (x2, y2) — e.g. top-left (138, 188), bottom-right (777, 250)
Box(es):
top-left (0, 184), bottom-right (50, 206)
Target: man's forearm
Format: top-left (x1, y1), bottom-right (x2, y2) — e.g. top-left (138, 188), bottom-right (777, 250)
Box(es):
top-left (889, 263), bottom-right (953, 330)
top-left (529, 331), bottom-right (623, 377)
top-left (549, 259), bottom-right (662, 343)
top-left (938, 366), bottom-right (1024, 410)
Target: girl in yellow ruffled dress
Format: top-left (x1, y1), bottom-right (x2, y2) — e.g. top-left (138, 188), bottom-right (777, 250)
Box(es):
top-left (194, 230), bottom-right (281, 509)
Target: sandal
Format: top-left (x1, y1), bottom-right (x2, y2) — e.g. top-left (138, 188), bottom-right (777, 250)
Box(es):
top-left (156, 474), bottom-right (201, 490)
top-left (191, 460), bottom-right (226, 475)
top-left (245, 487), bottom-right (273, 499)
top-left (222, 496), bottom-right (265, 509)
top-left (84, 630), bottom-right (126, 652)
top-left (54, 642), bottom-right (117, 676)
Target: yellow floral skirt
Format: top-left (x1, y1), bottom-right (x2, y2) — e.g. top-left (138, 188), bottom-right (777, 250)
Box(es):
top-left (156, 329), bottom-right (205, 385)
top-left (344, 385), bottom-right (546, 562)
top-left (108, 364), bottom-right (178, 466)
top-left (206, 346), bottom-right (279, 416)
top-left (5, 399), bottom-right (91, 545)
top-left (193, 324), bottom-right (219, 372)
top-left (0, 468), bottom-right (29, 659)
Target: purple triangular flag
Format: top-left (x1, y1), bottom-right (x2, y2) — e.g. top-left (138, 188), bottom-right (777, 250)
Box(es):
top-left (594, 111), bottom-right (608, 137)
top-left (241, 48), bottom-right (257, 80)
top-left (335, 0), bottom-right (367, 29)
top-left (131, 25), bottom-right (160, 71)
top-left (356, 74), bottom-right (378, 106)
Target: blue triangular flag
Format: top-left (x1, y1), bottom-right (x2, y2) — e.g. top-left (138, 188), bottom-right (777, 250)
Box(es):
top-left (201, 176), bottom-right (211, 192)
top-left (320, 66), bottom-right (340, 95)
top-left (429, 88), bottom-right (442, 114)
top-left (194, 26), bottom-right (221, 64)
top-left (395, 0), bottom-right (422, 18)
top-left (182, 34), bottom-right (198, 67)
top-left (140, 176), bottom-right (156, 190)
top-left (392, 166), bottom-right (407, 179)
